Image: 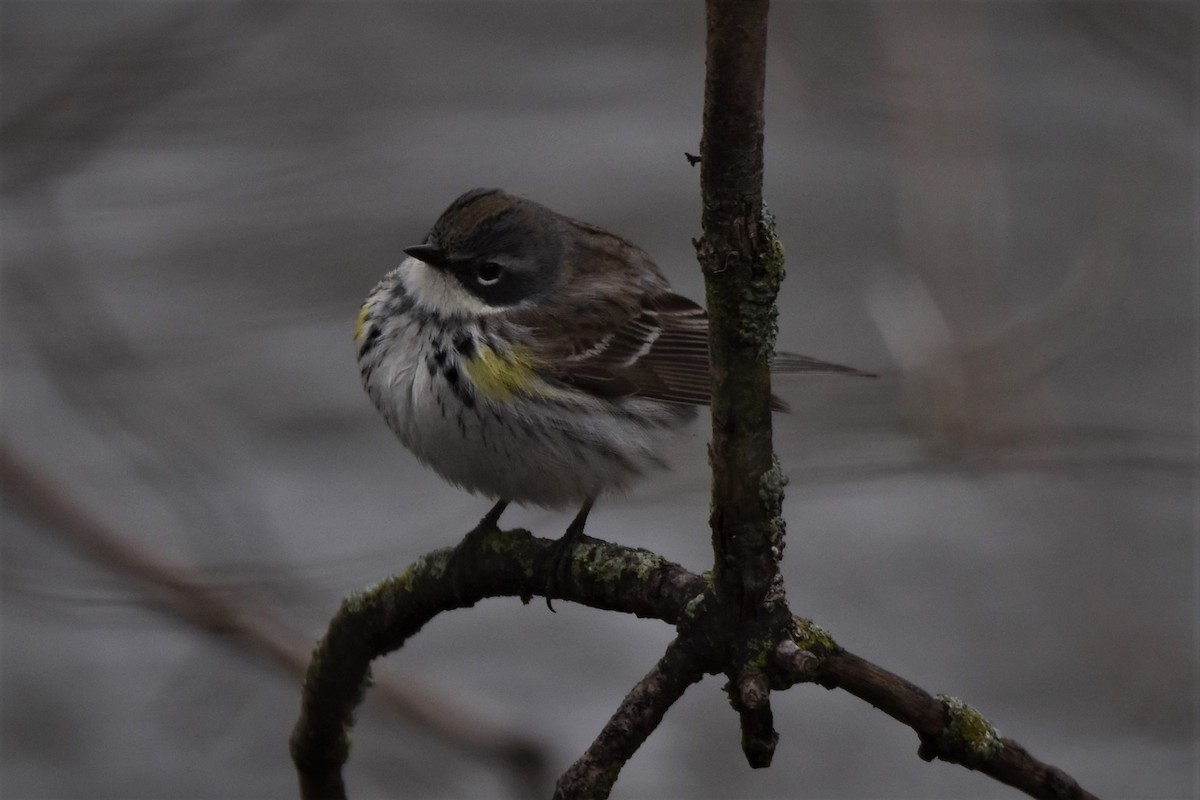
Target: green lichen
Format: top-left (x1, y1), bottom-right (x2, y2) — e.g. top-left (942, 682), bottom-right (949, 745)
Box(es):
top-left (791, 617), bottom-right (838, 655)
top-left (340, 548), bottom-right (456, 614)
top-left (681, 592), bottom-right (707, 621)
top-left (744, 635), bottom-right (775, 673)
top-left (759, 455), bottom-right (789, 547)
top-left (474, 528), bottom-right (536, 577)
top-left (418, 549), bottom-right (453, 581)
top-left (475, 527), bottom-right (535, 555)
top-left (477, 528), bottom-right (515, 554)
top-left (393, 550), bottom-right (452, 592)
top-left (339, 586), bottom-right (374, 616)
top-left (758, 455), bottom-right (789, 509)
top-left (736, 205), bottom-right (788, 355)
top-left (938, 695), bottom-right (1002, 758)
top-left (738, 280), bottom-right (780, 354)
top-left (570, 541), bottom-right (661, 585)
top-left (760, 205), bottom-right (787, 288)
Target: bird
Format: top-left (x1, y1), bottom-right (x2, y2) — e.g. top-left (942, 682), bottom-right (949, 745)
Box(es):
top-left (354, 188), bottom-right (868, 606)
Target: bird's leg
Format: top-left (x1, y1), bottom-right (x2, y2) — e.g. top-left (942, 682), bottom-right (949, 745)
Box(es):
top-left (479, 498), bottom-right (510, 530)
top-left (542, 497), bottom-right (595, 612)
top-left (452, 499), bottom-right (510, 602)
top-left (462, 498), bottom-right (509, 542)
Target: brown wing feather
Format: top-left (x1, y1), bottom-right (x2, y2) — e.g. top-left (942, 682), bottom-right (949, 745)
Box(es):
top-left (617, 293), bottom-right (712, 406)
top-left (501, 214), bottom-right (869, 407)
top-left (521, 290), bottom-right (716, 406)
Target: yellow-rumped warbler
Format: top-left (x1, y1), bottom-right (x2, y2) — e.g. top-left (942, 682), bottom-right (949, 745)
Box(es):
top-left (355, 188), bottom-right (867, 599)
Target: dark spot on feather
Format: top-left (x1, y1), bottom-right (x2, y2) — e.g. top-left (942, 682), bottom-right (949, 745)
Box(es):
top-left (357, 327), bottom-right (381, 359)
top-left (454, 335), bottom-right (476, 359)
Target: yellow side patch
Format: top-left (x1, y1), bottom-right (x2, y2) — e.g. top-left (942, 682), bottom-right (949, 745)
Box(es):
top-left (353, 303), bottom-right (370, 344)
top-left (463, 344), bottom-right (548, 401)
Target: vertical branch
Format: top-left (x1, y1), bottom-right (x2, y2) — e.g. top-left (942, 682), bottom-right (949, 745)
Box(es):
top-left (696, 0), bottom-right (791, 768)
top-left (698, 0), bottom-right (781, 613)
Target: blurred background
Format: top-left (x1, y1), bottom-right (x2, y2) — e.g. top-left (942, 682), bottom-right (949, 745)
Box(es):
top-left (1, 2), bottom-right (1195, 798)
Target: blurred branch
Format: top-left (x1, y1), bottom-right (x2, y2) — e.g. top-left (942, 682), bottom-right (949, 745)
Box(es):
top-left (870, 6), bottom-right (1158, 455)
top-left (3, 0), bottom-right (302, 592)
top-left (960, 147), bottom-right (1154, 381)
top-left (1053, 3), bottom-right (1194, 102)
top-left (4, 222), bottom-right (296, 585)
top-left (1, 2), bottom-right (294, 194)
top-left (870, 142), bottom-right (1152, 387)
top-left (0, 445), bottom-right (550, 797)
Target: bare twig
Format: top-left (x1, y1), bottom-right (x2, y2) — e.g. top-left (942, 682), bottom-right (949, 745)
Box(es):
top-left (812, 650), bottom-right (1099, 800)
top-left (553, 639), bottom-right (710, 800)
top-left (1, 2), bottom-right (294, 194)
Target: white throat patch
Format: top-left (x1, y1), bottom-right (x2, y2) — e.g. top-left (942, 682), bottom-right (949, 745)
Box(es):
top-left (399, 256), bottom-right (500, 317)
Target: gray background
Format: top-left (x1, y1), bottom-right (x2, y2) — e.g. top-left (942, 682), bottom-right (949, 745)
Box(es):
top-left (1, 2), bottom-right (1195, 798)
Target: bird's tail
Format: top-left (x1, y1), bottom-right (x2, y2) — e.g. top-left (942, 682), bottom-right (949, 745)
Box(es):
top-left (771, 352), bottom-right (876, 378)
top-left (768, 352), bottom-right (875, 412)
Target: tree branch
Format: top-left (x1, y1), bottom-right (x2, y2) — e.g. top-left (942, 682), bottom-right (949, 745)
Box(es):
top-left (696, 0), bottom-right (794, 768)
top-left (287, 518), bottom-right (1096, 800)
top-left (552, 638), bottom-right (711, 800)
top-left (699, 0), bottom-right (778, 612)
top-left (289, 521), bottom-right (707, 800)
top-left (810, 650), bottom-right (1099, 800)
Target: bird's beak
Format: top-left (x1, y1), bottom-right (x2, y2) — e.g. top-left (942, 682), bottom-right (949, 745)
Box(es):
top-left (403, 243), bottom-right (449, 268)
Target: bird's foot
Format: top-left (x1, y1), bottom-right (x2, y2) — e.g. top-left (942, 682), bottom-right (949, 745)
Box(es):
top-left (538, 515), bottom-right (594, 613)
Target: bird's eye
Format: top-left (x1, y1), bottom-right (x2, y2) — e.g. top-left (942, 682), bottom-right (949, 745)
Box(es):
top-left (476, 263), bottom-right (504, 286)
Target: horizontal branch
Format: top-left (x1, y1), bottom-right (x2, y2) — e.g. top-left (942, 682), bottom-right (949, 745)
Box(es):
top-left (289, 523), bottom-right (707, 800)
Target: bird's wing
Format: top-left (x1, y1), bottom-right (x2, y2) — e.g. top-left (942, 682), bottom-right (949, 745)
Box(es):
top-left (515, 291), bottom-right (713, 406)
top-left (518, 292), bottom-right (872, 408)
